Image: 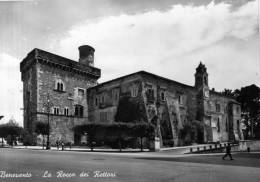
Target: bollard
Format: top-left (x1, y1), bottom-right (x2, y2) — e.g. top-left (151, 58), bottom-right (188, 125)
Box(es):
top-left (210, 145), bottom-right (212, 150)
top-left (224, 143), bottom-right (226, 147)
top-left (215, 144), bottom-right (217, 149)
top-left (220, 144), bottom-right (222, 148)
top-left (197, 147), bottom-right (200, 151)
top-left (204, 146), bottom-right (206, 150)
top-left (190, 148), bottom-right (193, 153)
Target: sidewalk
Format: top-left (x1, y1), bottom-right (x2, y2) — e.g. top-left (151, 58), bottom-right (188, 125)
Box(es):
top-left (12, 145), bottom-right (150, 152)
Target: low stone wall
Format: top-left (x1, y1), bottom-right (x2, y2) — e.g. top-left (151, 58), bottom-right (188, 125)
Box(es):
top-left (187, 143), bottom-right (233, 154)
top-left (239, 140), bottom-right (260, 151)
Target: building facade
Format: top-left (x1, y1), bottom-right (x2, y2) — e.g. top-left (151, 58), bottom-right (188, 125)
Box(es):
top-left (88, 63), bottom-right (243, 146)
top-left (20, 45), bottom-right (100, 144)
top-left (20, 45), bottom-right (243, 146)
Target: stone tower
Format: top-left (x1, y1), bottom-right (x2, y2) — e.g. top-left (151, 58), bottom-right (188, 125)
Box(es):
top-left (20, 45), bottom-right (101, 144)
top-left (78, 45), bottom-right (95, 67)
top-left (195, 62), bottom-right (211, 143)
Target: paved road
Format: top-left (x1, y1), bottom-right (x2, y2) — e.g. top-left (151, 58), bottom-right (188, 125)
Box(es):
top-left (0, 148), bottom-right (259, 182)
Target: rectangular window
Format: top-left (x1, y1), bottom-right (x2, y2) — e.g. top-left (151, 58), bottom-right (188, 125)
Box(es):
top-left (161, 91), bottom-right (166, 101)
top-left (146, 88), bottom-right (155, 101)
top-left (78, 88), bottom-right (85, 98)
top-left (226, 118), bottom-right (228, 132)
top-left (131, 86), bottom-right (138, 97)
top-left (217, 118), bottom-right (220, 132)
top-left (112, 89), bottom-right (119, 102)
top-left (75, 105), bottom-right (84, 117)
top-left (178, 95), bottom-right (183, 104)
top-left (115, 92), bottom-right (119, 101)
top-left (95, 97), bottom-right (98, 106)
top-left (216, 103), bottom-right (220, 112)
top-left (100, 112), bottom-right (108, 122)
top-left (27, 91), bottom-right (31, 102)
top-left (100, 95), bottom-right (105, 104)
top-left (236, 106), bottom-right (240, 114)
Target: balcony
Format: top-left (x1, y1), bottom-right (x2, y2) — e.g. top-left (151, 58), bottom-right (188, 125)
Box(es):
top-left (99, 102), bottom-right (113, 109)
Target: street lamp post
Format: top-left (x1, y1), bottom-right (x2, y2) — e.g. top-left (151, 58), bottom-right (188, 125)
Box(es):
top-left (43, 93), bottom-right (53, 150)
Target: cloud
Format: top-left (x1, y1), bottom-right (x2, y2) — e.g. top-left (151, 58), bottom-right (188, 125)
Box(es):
top-left (0, 53), bottom-right (23, 125)
top-left (0, 0), bottom-right (258, 126)
top-left (53, 0), bottom-right (258, 90)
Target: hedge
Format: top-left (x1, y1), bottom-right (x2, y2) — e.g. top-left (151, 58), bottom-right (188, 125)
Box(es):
top-left (73, 122), bottom-right (155, 150)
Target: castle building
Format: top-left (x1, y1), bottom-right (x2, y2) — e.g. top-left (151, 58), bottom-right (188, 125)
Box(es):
top-left (20, 45), bottom-right (100, 144)
top-left (20, 45), bottom-right (243, 146)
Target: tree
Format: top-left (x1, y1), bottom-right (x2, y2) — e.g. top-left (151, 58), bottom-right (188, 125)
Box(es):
top-left (132, 122), bottom-right (154, 151)
top-left (236, 85), bottom-right (260, 139)
top-left (179, 120), bottom-right (204, 145)
top-left (74, 122), bottom-right (155, 151)
top-left (0, 123), bottom-right (24, 147)
top-left (115, 96), bottom-right (146, 123)
top-left (221, 89), bottom-right (235, 97)
top-left (35, 122), bottom-right (49, 149)
top-left (35, 122), bottom-right (49, 136)
top-left (0, 125), bottom-right (8, 147)
top-left (222, 85), bottom-right (260, 139)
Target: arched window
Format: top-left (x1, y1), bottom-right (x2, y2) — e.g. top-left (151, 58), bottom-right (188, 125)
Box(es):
top-left (60, 83), bottom-right (63, 91)
top-left (55, 79), bottom-right (65, 91)
top-left (64, 107), bottom-right (69, 116)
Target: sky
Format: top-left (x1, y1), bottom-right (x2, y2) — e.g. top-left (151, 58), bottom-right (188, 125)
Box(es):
top-left (0, 0), bottom-right (259, 126)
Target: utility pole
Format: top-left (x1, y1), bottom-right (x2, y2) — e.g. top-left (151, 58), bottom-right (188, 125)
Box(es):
top-left (43, 93), bottom-right (53, 150)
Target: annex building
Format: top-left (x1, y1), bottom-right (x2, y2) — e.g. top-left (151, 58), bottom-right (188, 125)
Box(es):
top-left (20, 45), bottom-right (243, 146)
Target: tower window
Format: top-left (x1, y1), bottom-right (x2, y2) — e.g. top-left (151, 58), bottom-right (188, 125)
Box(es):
top-left (75, 105), bottom-right (84, 117)
top-left (53, 107), bottom-right (60, 115)
top-left (64, 107), bottom-right (69, 116)
top-left (204, 76), bottom-right (207, 85)
top-left (55, 80), bottom-right (65, 91)
top-left (78, 88), bottom-right (85, 98)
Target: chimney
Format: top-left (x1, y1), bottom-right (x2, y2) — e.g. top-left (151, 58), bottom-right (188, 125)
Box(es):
top-left (78, 45), bottom-right (95, 66)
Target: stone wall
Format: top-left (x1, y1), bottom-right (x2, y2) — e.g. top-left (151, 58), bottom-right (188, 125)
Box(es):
top-left (21, 48), bottom-right (101, 144)
top-left (239, 140), bottom-right (260, 151)
top-left (88, 74), bottom-right (143, 123)
top-left (35, 62), bottom-right (97, 143)
top-left (208, 92), bottom-right (231, 142)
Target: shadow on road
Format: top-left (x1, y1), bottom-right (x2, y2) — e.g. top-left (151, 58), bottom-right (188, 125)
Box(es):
top-left (136, 153), bottom-right (260, 168)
